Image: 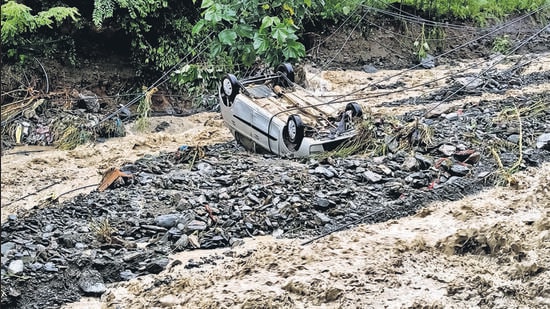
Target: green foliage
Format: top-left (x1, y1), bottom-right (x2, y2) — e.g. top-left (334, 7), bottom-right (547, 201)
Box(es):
top-left (492, 35), bottom-right (511, 53)
top-left (319, 0), bottom-right (363, 20)
top-left (92, 0), bottom-right (169, 28)
top-left (1, 1), bottom-right (79, 62)
top-left (90, 0), bottom-right (197, 81)
top-left (92, 0), bottom-right (116, 27)
top-left (136, 87), bottom-right (154, 132)
top-left (172, 63), bottom-right (230, 108)
top-left (413, 24), bottom-right (430, 61)
top-left (377, 0), bottom-right (550, 25)
top-left (192, 0), bottom-right (314, 68)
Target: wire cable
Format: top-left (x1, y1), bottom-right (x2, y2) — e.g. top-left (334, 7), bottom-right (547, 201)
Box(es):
top-left (95, 32), bottom-right (215, 126)
top-left (421, 22), bottom-right (550, 118)
top-left (297, 5), bottom-right (548, 110)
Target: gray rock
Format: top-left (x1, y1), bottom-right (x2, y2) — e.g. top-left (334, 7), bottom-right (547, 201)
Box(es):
top-left (44, 262), bottom-right (59, 272)
top-left (120, 270), bottom-right (136, 281)
top-left (314, 211), bottom-right (332, 224)
top-left (30, 262), bottom-right (43, 271)
top-left (185, 220), bottom-right (207, 231)
top-left (438, 144), bottom-right (456, 156)
top-left (507, 134), bottom-right (520, 144)
top-left (444, 112), bottom-right (459, 121)
top-left (420, 54), bottom-right (435, 69)
top-left (146, 258), bottom-right (169, 274)
top-left (78, 269), bottom-right (106, 294)
top-left (196, 162), bottom-right (213, 175)
top-left (314, 166), bottom-right (336, 178)
top-left (401, 156), bottom-right (418, 171)
top-left (315, 198), bottom-right (333, 209)
top-left (415, 153), bottom-right (433, 169)
top-left (8, 260), bottom-right (24, 274)
top-left (154, 214), bottom-right (180, 228)
top-left (173, 234), bottom-right (189, 249)
top-left (362, 64), bottom-right (378, 73)
top-left (376, 164), bottom-right (393, 175)
top-left (363, 170), bottom-right (383, 183)
top-left (272, 229), bottom-right (284, 238)
top-left (405, 172), bottom-right (429, 188)
top-left (1, 242), bottom-right (15, 256)
top-left (450, 164), bottom-right (470, 176)
top-left (247, 193), bottom-right (261, 204)
top-left (385, 181), bottom-right (404, 196)
top-left (455, 76), bottom-right (484, 89)
top-left (385, 136), bottom-right (399, 153)
top-left (536, 133), bottom-right (550, 150)
top-left (123, 252), bottom-right (145, 262)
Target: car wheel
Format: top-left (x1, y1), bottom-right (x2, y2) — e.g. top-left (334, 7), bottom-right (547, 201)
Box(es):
top-left (276, 63), bottom-right (294, 87)
top-left (345, 102), bottom-right (363, 118)
top-left (221, 74), bottom-right (239, 103)
top-left (284, 114), bottom-right (304, 149)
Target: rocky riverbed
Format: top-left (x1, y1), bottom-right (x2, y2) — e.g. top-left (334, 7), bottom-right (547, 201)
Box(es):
top-left (1, 50), bottom-right (549, 308)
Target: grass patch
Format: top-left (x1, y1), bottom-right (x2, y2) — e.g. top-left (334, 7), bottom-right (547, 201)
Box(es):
top-left (135, 87), bottom-right (157, 132)
top-left (55, 124), bottom-right (92, 150)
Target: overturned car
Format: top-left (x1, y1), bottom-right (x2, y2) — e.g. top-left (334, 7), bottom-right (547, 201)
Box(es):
top-left (219, 63), bottom-right (363, 157)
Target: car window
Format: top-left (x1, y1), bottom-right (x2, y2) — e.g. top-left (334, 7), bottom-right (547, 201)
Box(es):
top-left (246, 84), bottom-right (276, 99)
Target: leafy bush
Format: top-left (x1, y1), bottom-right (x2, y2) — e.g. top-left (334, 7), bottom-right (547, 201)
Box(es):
top-left (191, 0), bottom-right (314, 68)
top-left (1, 1), bottom-right (80, 62)
top-left (375, 0), bottom-right (550, 25)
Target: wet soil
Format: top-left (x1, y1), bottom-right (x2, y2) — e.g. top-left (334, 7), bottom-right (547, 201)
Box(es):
top-left (1, 15), bottom-right (550, 309)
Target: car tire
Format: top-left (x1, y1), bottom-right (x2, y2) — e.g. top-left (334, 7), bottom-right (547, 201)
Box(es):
top-left (284, 114), bottom-right (304, 149)
top-left (221, 74), bottom-right (239, 104)
top-left (276, 63), bottom-right (295, 87)
top-left (345, 102), bottom-right (363, 118)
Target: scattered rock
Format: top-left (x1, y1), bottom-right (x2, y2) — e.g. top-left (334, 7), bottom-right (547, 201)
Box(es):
top-left (1, 242), bottom-right (15, 256)
top-left (7, 260), bottom-right (24, 275)
top-left (145, 258), bottom-right (170, 274)
top-left (537, 133), bottom-right (550, 150)
top-left (439, 144), bottom-right (456, 156)
top-left (78, 269), bottom-right (106, 295)
top-left (362, 64), bottom-right (378, 73)
top-left (420, 54), bottom-right (435, 69)
top-left (363, 170), bottom-right (383, 183)
top-left (450, 164), bottom-right (471, 177)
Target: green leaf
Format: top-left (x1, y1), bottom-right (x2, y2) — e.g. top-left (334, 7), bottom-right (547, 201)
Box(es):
top-left (192, 20), bottom-right (205, 35)
top-left (271, 23), bottom-right (291, 44)
top-left (283, 41), bottom-right (305, 59)
top-left (240, 45), bottom-right (256, 65)
top-left (204, 4), bottom-right (223, 22)
top-left (201, 0), bottom-right (215, 9)
top-left (222, 7), bottom-right (237, 22)
top-left (210, 41), bottom-right (223, 57)
top-left (235, 24), bottom-right (254, 38)
top-left (342, 6), bottom-right (350, 15)
top-left (260, 16), bottom-right (279, 30)
top-left (218, 29), bottom-right (237, 45)
top-left (253, 32), bottom-right (269, 53)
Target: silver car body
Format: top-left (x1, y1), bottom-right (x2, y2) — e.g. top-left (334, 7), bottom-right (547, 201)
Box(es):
top-left (219, 66), bottom-right (361, 157)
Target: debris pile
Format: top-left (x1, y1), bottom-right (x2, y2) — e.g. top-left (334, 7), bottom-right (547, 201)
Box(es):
top-left (1, 90), bottom-right (549, 308)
